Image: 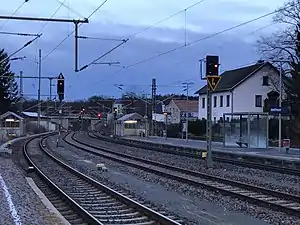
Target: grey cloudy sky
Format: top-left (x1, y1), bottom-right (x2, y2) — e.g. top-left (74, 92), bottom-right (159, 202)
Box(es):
top-left (0, 0), bottom-right (286, 100)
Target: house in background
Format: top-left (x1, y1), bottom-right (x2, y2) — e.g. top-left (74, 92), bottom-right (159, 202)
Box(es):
top-left (195, 61), bottom-right (280, 121)
top-left (115, 113), bottom-right (147, 136)
top-left (0, 111), bottom-right (24, 142)
top-left (164, 99), bottom-right (198, 124)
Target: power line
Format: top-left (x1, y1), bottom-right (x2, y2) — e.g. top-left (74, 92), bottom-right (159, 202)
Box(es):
top-left (0, 31), bottom-right (40, 36)
top-left (126, 11), bottom-right (280, 69)
top-left (38, 0), bottom-right (67, 33)
top-left (0, 34), bottom-right (42, 64)
top-left (98, 20), bottom-right (277, 86)
top-left (127, 0), bottom-right (205, 39)
top-left (102, 8), bottom-right (283, 82)
top-left (79, 39), bottom-right (128, 71)
top-left (54, 0), bottom-right (85, 18)
top-left (0, 0), bottom-right (29, 30)
top-left (78, 36), bottom-right (127, 42)
top-left (43, 0), bottom-right (109, 61)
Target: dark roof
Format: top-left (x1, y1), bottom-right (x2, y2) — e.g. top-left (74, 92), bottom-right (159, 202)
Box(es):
top-left (172, 100), bottom-right (198, 112)
top-left (195, 62), bottom-right (276, 95)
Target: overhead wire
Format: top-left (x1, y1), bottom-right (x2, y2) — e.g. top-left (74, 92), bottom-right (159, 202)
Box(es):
top-left (126, 11), bottom-right (281, 69)
top-left (44, 0), bottom-right (204, 67)
top-left (0, 35), bottom-right (42, 64)
top-left (38, 0), bottom-right (67, 33)
top-left (101, 8), bottom-right (284, 82)
top-left (53, 0), bottom-right (85, 18)
top-left (43, 0), bottom-right (109, 61)
top-left (79, 39), bottom-right (128, 71)
top-left (127, 0), bottom-right (205, 39)
top-left (0, 0), bottom-right (29, 31)
top-left (0, 31), bottom-right (40, 37)
top-left (83, 0), bottom-right (205, 70)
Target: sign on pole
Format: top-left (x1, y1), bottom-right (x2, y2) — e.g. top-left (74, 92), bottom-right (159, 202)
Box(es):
top-left (205, 55), bottom-right (220, 168)
top-left (206, 76), bottom-right (221, 91)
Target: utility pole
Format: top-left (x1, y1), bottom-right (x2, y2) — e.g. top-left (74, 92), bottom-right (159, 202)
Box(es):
top-left (19, 71), bottom-right (24, 115)
top-left (37, 49), bottom-right (41, 130)
top-left (0, 15), bottom-right (88, 72)
top-left (278, 61), bottom-right (283, 152)
top-left (205, 55), bottom-right (221, 168)
top-left (57, 73), bottom-right (65, 147)
top-left (145, 94), bottom-right (148, 137)
top-left (182, 82), bottom-right (194, 142)
top-left (47, 77), bottom-right (55, 131)
top-left (151, 78), bottom-right (157, 136)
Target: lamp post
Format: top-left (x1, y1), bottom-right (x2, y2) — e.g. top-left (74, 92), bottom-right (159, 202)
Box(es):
top-left (268, 58), bottom-right (288, 152)
top-left (163, 112), bottom-right (169, 140)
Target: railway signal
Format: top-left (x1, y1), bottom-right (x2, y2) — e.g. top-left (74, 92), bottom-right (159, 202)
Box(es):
top-left (98, 113), bottom-right (102, 119)
top-left (57, 73), bottom-right (65, 102)
top-left (206, 55), bottom-right (219, 76)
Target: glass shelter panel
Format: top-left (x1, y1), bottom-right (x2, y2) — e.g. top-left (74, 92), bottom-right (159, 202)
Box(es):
top-left (223, 113), bottom-right (268, 149)
top-left (248, 114), bottom-right (268, 148)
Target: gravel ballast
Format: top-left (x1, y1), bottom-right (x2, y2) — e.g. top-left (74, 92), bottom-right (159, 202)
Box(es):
top-left (79, 132), bottom-right (300, 196)
top-left (0, 140), bottom-right (67, 225)
top-left (45, 134), bottom-right (300, 225)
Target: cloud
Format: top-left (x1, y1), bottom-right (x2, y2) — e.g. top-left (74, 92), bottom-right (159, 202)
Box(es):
top-left (0, 0), bottom-right (286, 101)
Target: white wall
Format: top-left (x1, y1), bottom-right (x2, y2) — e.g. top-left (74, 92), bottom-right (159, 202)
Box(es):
top-left (198, 64), bottom-right (279, 120)
top-left (198, 91), bottom-right (232, 120)
top-left (164, 100), bottom-right (180, 124)
top-left (233, 65), bottom-right (278, 113)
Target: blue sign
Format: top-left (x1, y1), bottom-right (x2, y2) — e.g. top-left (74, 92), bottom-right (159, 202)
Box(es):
top-left (269, 106), bottom-right (290, 115)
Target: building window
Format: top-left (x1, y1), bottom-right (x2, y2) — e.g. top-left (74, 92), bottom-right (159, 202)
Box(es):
top-left (262, 76), bottom-right (269, 86)
top-left (255, 95), bottom-right (262, 107)
top-left (213, 96), bottom-right (217, 107)
top-left (202, 97), bottom-right (205, 108)
top-left (220, 96), bottom-right (223, 107)
top-left (226, 95), bottom-right (230, 107)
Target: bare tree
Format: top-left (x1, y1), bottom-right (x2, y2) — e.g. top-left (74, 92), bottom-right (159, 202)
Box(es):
top-left (257, 0), bottom-right (300, 142)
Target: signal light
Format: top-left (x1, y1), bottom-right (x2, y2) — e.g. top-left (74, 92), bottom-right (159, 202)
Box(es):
top-left (98, 113), bottom-right (102, 119)
top-left (206, 55), bottom-right (219, 76)
top-left (57, 73), bottom-right (65, 101)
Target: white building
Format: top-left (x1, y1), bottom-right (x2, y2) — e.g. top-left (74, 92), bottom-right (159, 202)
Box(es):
top-left (195, 61), bottom-right (280, 121)
top-left (164, 99), bottom-right (198, 124)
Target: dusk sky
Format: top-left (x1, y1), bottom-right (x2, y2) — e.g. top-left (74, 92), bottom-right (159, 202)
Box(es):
top-left (1, 0), bottom-right (286, 100)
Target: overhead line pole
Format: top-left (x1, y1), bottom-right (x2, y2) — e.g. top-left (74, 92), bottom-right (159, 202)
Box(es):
top-left (0, 15), bottom-right (88, 72)
top-left (37, 49), bottom-right (42, 130)
top-left (182, 82), bottom-right (194, 142)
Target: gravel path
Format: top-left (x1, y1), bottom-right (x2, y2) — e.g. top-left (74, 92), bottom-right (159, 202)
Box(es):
top-left (0, 140), bottom-right (66, 225)
top-left (79, 132), bottom-right (300, 196)
top-left (47, 134), bottom-right (300, 225)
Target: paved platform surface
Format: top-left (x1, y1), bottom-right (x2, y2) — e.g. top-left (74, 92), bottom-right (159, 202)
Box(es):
top-left (122, 136), bottom-right (300, 161)
top-left (0, 138), bottom-right (67, 225)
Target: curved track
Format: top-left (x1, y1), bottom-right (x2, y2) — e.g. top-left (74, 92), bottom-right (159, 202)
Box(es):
top-left (89, 131), bottom-right (300, 176)
top-left (67, 131), bottom-right (300, 217)
top-left (24, 133), bottom-right (182, 225)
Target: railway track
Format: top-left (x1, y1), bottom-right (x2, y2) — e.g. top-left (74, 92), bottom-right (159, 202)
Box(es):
top-left (66, 131), bottom-right (300, 217)
top-left (89, 131), bottom-right (300, 176)
top-left (24, 134), bottom-right (182, 225)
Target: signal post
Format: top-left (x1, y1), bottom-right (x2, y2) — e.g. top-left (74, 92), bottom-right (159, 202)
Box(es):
top-left (57, 73), bottom-right (65, 147)
top-left (203, 55), bottom-right (221, 168)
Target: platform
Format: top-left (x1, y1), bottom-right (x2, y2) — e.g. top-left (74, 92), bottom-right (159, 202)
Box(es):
top-left (0, 136), bottom-right (68, 225)
top-left (122, 136), bottom-right (300, 162)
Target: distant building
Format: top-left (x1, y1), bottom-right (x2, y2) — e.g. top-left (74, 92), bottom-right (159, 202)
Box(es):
top-left (195, 61), bottom-right (280, 121)
top-left (0, 111), bottom-right (24, 142)
top-left (115, 113), bottom-right (147, 137)
top-left (22, 111), bottom-right (56, 132)
top-left (164, 99), bottom-right (198, 124)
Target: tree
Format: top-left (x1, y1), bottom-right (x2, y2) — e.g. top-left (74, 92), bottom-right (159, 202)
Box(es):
top-left (257, 0), bottom-right (300, 143)
top-left (0, 49), bottom-right (18, 114)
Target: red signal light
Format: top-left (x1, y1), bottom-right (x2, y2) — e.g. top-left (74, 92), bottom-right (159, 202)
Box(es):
top-left (98, 113), bottom-right (102, 119)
